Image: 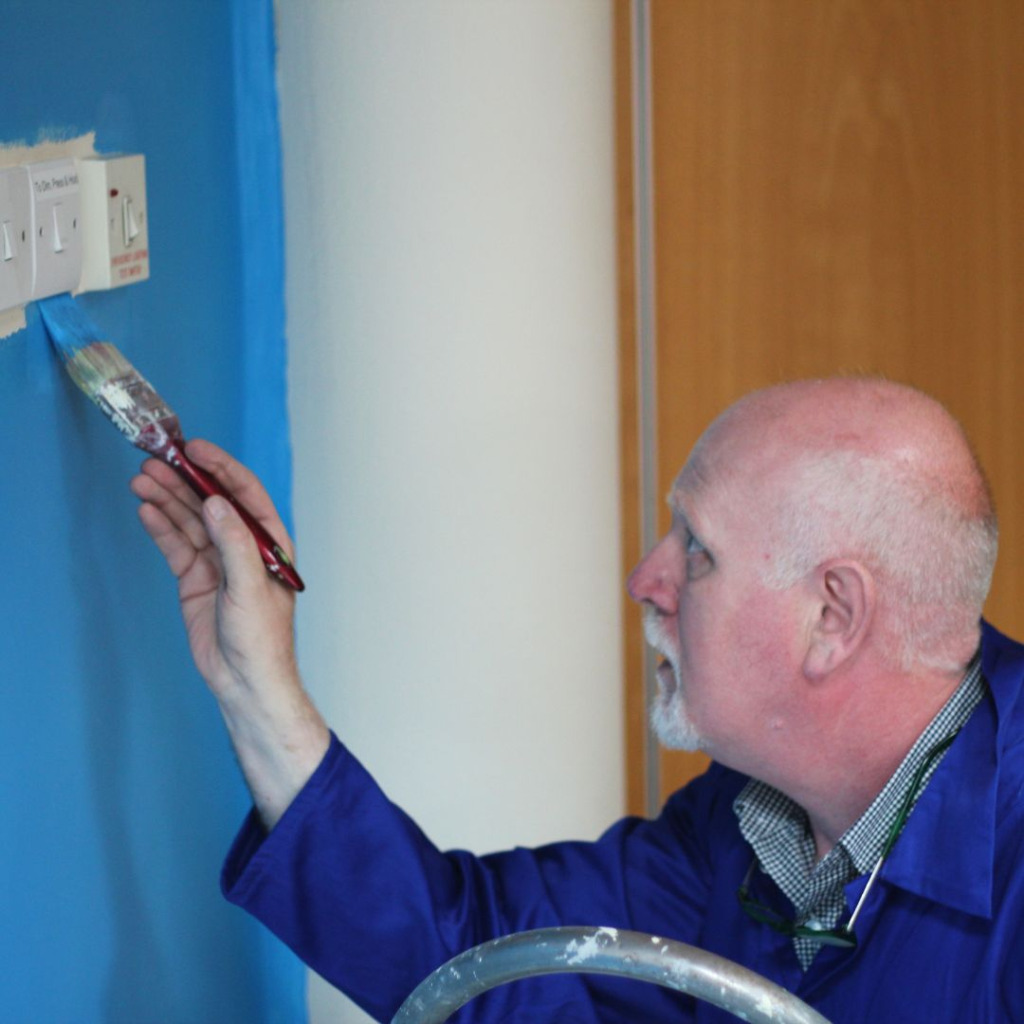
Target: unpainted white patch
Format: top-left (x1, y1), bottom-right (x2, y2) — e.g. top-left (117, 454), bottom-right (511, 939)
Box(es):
top-left (0, 308), bottom-right (23, 341)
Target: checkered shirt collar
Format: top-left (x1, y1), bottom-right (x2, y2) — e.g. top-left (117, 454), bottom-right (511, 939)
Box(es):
top-left (732, 654), bottom-right (984, 969)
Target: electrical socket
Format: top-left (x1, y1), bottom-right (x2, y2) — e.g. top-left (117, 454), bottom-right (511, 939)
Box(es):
top-left (26, 158), bottom-right (82, 300)
top-left (0, 165), bottom-right (32, 313)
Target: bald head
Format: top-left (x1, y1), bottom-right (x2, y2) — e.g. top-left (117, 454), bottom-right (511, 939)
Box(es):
top-left (695, 379), bottom-right (986, 502)
top-left (687, 378), bottom-right (998, 671)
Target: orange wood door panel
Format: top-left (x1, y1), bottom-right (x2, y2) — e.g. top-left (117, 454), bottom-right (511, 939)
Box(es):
top-left (618, 0), bottom-right (1024, 811)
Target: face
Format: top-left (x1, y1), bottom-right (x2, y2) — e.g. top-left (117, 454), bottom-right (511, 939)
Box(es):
top-left (627, 440), bottom-right (808, 776)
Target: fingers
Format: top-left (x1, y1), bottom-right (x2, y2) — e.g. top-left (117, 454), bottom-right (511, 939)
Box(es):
top-left (131, 464), bottom-right (210, 552)
top-left (132, 457), bottom-right (222, 587)
top-left (202, 495), bottom-right (284, 603)
top-left (183, 440), bottom-right (295, 560)
top-left (136, 499), bottom-right (219, 590)
top-left (132, 441), bottom-right (299, 600)
top-left (135, 475), bottom-right (271, 602)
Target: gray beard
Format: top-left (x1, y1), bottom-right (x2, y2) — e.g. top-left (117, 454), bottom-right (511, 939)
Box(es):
top-left (649, 675), bottom-right (704, 751)
top-left (643, 609), bottom-right (705, 751)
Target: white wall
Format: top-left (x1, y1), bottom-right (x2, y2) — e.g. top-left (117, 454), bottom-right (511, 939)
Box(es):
top-left (277, 3), bottom-right (621, 1020)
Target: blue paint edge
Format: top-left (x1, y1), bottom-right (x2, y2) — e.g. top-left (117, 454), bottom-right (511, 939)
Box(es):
top-left (232, 0), bottom-right (296, 538)
top-left (229, 1), bottom-right (307, 1019)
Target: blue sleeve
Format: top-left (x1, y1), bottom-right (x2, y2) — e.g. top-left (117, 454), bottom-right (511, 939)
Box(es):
top-left (222, 734), bottom-right (739, 1022)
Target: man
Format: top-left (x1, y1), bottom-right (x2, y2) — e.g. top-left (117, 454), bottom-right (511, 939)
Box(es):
top-left (132, 378), bottom-right (1023, 1021)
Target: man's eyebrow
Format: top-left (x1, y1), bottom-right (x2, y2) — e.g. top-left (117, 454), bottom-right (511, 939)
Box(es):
top-left (667, 489), bottom-right (712, 545)
top-left (666, 490), bottom-right (693, 523)
top-left (666, 455), bottom-right (711, 521)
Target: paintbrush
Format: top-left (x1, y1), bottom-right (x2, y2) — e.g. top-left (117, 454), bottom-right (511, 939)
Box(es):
top-left (38, 294), bottom-right (305, 592)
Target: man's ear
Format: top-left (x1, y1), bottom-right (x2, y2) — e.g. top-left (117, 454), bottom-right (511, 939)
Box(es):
top-left (803, 560), bottom-right (875, 681)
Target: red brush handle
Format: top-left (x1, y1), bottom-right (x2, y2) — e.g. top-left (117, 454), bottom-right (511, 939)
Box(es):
top-left (163, 444), bottom-right (305, 592)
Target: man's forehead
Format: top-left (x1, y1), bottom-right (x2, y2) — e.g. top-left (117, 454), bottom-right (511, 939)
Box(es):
top-left (667, 429), bottom-right (785, 527)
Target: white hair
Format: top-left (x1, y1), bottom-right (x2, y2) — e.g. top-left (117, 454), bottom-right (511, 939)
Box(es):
top-left (760, 450), bottom-right (998, 672)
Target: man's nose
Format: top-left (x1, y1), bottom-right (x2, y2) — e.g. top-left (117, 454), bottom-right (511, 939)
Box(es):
top-left (626, 535), bottom-right (681, 614)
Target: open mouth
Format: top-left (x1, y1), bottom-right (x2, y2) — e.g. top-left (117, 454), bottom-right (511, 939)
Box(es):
top-left (655, 657), bottom-right (677, 697)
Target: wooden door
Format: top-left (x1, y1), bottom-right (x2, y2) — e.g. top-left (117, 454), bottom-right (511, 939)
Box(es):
top-left (617, 0), bottom-right (1024, 813)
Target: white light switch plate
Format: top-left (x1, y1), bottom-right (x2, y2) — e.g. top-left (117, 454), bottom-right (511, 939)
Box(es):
top-left (79, 154), bottom-right (149, 292)
top-left (27, 158), bottom-right (82, 299)
top-left (0, 166), bottom-right (32, 313)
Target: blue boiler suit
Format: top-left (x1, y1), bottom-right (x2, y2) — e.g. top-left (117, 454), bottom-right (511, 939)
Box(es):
top-left (222, 622), bottom-right (1024, 1022)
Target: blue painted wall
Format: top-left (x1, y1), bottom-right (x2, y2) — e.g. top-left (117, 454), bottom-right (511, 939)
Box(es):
top-left (0, 1), bottom-right (305, 1020)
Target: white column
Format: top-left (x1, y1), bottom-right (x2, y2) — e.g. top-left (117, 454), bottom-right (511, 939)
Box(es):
top-left (277, 3), bottom-right (621, 1020)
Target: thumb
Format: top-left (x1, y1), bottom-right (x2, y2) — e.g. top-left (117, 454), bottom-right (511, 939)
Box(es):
top-left (203, 495), bottom-right (266, 595)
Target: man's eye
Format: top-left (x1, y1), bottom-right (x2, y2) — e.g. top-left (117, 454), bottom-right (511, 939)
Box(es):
top-left (685, 532), bottom-right (703, 555)
top-left (685, 530), bottom-right (713, 577)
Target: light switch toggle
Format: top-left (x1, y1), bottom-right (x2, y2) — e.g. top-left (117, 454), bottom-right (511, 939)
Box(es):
top-left (51, 205), bottom-right (66, 253)
top-left (122, 197), bottom-right (140, 248)
top-left (1, 222), bottom-right (14, 262)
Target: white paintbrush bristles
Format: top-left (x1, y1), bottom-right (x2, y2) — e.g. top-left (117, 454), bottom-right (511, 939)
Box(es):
top-left (63, 341), bottom-right (181, 448)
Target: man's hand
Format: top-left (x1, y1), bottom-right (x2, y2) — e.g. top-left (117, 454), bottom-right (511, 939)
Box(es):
top-left (131, 439), bottom-right (330, 829)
